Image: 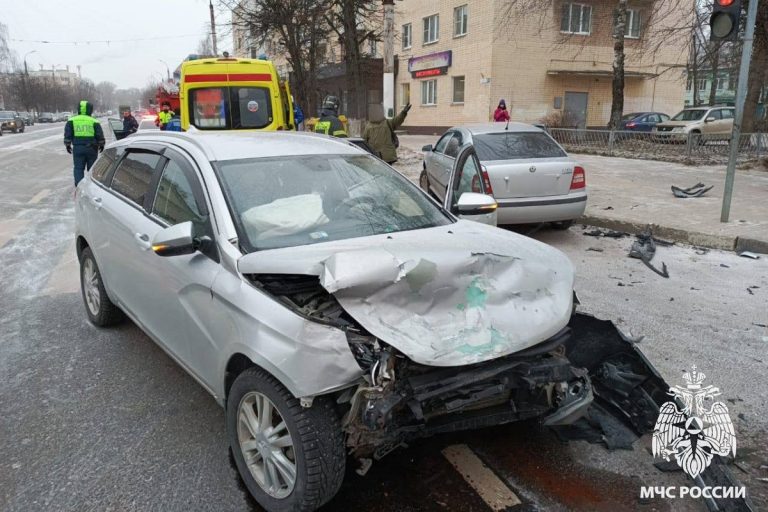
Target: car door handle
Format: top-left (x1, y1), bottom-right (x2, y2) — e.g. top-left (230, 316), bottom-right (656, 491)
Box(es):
top-left (134, 233), bottom-right (151, 250)
top-left (90, 197), bottom-right (102, 210)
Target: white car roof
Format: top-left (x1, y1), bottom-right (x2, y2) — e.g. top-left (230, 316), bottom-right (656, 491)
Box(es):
top-left (454, 122), bottom-right (546, 135)
top-left (123, 131), bottom-right (365, 161)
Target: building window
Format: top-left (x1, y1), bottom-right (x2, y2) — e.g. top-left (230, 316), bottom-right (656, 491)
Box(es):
top-left (423, 14), bottom-right (439, 44)
top-left (698, 79), bottom-right (707, 91)
top-left (452, 76), bottom-right (465, 103)
top-left (421, 79), bottom-right (437, 105)
top-left (560, 3), bottom-right (592, 35)
top-left (454, 5), bottom-right (468, 37)
top-left (625, 9), bottom-right (641, 38)
top-left (401, 83), bottom-right (410, 106)
top-left (402, 23), bottom-right (412, 49)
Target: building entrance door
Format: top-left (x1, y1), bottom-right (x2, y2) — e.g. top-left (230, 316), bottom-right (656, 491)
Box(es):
top-left (564, 92), bottom-right (588, 129)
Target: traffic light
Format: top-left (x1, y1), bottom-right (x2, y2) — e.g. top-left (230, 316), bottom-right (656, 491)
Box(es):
top-left (710, 0), bottom-right (742, 41)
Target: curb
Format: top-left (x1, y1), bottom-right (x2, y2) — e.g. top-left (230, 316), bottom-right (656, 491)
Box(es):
top-left (578, 214), bottom-right (741, 252)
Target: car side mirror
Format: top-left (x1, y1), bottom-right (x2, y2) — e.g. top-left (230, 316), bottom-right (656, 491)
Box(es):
top-left (456, 192), bottom-right (498, 215)
top-left (705, 116), bottom-right (716, 122)
top-left (422, 144), bottom-right (433, 152)
top-left (152, 221), bottom-right (199, 257)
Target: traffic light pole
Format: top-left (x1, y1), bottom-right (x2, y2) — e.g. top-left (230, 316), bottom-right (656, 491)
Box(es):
top-left (720, 0), bottom-right (759, 222)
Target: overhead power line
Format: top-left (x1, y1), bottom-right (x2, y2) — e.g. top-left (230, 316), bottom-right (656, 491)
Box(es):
top-left (9, 33), bottom-right (209, 46)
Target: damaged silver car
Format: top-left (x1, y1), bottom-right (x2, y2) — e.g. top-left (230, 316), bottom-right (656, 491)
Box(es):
top-left (75, 132), bottom-right (671, 512)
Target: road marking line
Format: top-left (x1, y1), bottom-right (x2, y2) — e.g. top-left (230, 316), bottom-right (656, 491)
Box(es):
top-left (442, 444), bottom-right (521, 510)
top-left (42, 239), bottom-right (80, 296)
top-left (27, 189), bottom-right (51, 204)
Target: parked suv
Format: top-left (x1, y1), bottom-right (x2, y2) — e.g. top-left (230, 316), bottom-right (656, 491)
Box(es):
top-left (655, 106), bottom-right (734, 142)
top-left (0, 111), bottom-right (25, 133)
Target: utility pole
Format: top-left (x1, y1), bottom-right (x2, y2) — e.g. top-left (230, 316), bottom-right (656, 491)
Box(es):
top-left (720, 0), bottom-right (758, 222)
top-left (382, 0), bottom-right (395, 118)
top-left (209, 0), bottom-right (218, 56)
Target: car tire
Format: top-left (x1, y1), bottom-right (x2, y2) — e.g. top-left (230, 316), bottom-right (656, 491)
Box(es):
top-left (227, 367), bottom-right (345, 512)
top-left (551, 220), bottom-right (574, 230)
top-left (80, 247), bottom-right (124, 326)
top-left (19, 125), bottom-right (24, 133)
top-left (419, 169), bottom-right (430, 194)
top-left (11, 127), bottom-right (17, 133)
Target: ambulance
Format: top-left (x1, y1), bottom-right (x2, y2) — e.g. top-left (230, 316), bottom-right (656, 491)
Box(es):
top-left (179, 56), bottom-right (294, 131)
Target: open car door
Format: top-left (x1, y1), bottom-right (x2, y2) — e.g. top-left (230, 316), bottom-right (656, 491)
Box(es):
top-left (444, 145), bottom-right (498, 226)
top-left (107, 118), bottom-right (129, 140)
top-left (279, 80), bottom-right (295, 130)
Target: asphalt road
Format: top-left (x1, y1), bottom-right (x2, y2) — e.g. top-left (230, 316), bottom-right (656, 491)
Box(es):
top-left (1, 126), bottom-right (766, 511)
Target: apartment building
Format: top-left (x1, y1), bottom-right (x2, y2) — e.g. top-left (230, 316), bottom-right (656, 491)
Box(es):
top-left (396, 0), bottom-right (689, 132)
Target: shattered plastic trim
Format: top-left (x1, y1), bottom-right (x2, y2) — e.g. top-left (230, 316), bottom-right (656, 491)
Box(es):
top-left (239, 220), bottom-right (575, 366)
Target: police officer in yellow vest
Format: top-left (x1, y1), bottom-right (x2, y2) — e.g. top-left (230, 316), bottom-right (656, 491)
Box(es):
top-left (64, 100), bottom-right (105, 186)
top-left (156, 102), bottom-right (174, 130)
top-left (314, 96), bottom-right (347, 138)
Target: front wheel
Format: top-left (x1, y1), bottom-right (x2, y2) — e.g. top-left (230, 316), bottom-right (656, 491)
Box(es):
top-left (80, 247), bottom-right (124, 326)
top-left (227, 367), bottom-right (346, 512)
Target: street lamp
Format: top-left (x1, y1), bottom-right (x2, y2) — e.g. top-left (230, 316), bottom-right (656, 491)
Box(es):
top-left (159, 59), bottom-right (171, 82)
top-left (23, 50), bottom-right (37, 75)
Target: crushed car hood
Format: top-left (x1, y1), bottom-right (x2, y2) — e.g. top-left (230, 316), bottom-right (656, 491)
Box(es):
top-left (238, 220), bottom-right (575, 366)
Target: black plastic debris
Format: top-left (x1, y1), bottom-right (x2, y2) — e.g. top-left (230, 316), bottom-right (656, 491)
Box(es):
top-left (587, 247), bottom-right (604, 252)
top-left (583, 227), bottom-right (629, 238)
top-left (629, 231), bottom-right (670, 278)
top-left (720, 264), bottom-right (731, 268)
top-left (671, 182), bottom-right (714, 198)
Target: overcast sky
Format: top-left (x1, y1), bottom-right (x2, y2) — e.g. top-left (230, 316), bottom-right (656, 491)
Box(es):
top-left (2, 0), bottom-right (232, 88)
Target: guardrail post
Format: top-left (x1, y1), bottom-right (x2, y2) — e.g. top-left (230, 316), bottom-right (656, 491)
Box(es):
top-left (686, 132), bottom-right (693, 159)
top-left (757, 132), bottom-right (763, 160)
top-left (608, 130), bottom-right (615, 156)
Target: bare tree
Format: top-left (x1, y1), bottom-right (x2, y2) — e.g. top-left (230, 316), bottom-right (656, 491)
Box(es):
top-left (609, 0), bottom-right (628, 129)
top-left (324, 0), bottom-right (381, 118)
top-left (742, 0), bottom-right (767, 132)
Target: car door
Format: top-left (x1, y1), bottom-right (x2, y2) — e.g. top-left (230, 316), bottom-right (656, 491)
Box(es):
top-left (719, 108), bottom-right (735, 135)
top-left (702, 109), bottom-right (722, 135)
top-left (134, 149), bottom-right (223, 384)
top-left (96, 147), bottom-right (166, 321)
top-left (644, 114), bottom-right (661, 131)
top-left (432, 131), bottom-right (464, 198)
top-left (108, 118), bottom-right (129, 140)
top-left (445, 145), bottom-right (497, 226)
top-left (425, 132), bottom-right (453, 195)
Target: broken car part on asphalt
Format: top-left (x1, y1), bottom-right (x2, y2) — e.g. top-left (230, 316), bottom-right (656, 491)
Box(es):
top-left (739, 251), bottom-right (761, 260)
top-left (629, 230), bottom-right (670, 278)
top-left (671, 182), bottom-right (714, 198)
top-left (583, 227), bottom-right (629, 238)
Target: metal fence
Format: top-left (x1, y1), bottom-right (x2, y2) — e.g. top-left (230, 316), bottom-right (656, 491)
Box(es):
top-left (548, 128), bottom-right (768, 165)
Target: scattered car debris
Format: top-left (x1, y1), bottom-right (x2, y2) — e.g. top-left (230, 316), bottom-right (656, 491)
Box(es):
top-left (748, 288), bottom-right (755, 295)
top-left (628, 231), bottom-right (670, 278)
top-left (720, 264), bottom-right (731, 268)
top-left (753, 323), bottom-right (768, 328)
top-left (739, 251), bottom-right (761, 259)
top-left (602, 206), bottom-right (614, 210)
top-left (671, 182), bottom-right (714, 198)
top-left (587, 247), bottom-right (604, 252)
top-left (583, 227), bottom-right (629, 238)
top-left (694, 247), bottom-right (710, 255)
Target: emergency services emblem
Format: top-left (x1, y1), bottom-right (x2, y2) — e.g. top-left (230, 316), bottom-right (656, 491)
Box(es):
top-left (652, 366), bottom-right (736, 478)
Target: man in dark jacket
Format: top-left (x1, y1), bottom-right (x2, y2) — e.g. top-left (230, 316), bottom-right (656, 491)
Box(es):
top-left (64, 100), bottom-right (105, 186)
top-left (122, 110), bottom-right (139, 134)
top-left (314, 96), bottom-right (347, 137)
top-left (363, 103), bottom-right (411, 164)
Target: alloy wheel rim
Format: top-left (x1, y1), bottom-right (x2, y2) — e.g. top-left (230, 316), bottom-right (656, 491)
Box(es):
top-left (237, 391), bottom-right (296, 499)
top-left (82, 259), bottom-right (101, 316)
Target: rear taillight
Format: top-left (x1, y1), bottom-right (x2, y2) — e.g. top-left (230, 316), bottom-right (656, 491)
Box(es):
top-left (626, 122), bottom-right (636, 128)
top-left (481, 166), bottom-right (494, 195)
top-left (570, 166), bottom-right (586, 190)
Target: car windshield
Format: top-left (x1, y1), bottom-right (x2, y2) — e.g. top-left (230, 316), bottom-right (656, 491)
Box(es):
top-left (216, 154), bottom-right (452, 252)
top-left (473, 132), bottom-right (566, 160)
top-left (672, 109), bottom-right (707, 121)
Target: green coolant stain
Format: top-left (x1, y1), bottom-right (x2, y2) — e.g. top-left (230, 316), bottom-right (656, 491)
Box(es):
top-left (466, 277), bottom-right (488, 308)
top-left (455, 326), bottom-right (507, 355)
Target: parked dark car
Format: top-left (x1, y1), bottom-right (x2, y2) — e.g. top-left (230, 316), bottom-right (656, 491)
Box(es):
top-left (38, 112), bottom-right (55, 123)
top-left (0, 111), bottom-right (25, 133)
top-left (19, 112), bottom-right (35, 126)
top-left (620, 112), bottom-right (670, 131)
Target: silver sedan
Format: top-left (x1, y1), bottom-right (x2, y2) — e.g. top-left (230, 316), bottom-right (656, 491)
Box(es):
top-left (74, 131), bottom-right (615, 511)
top-left (420, 123), bottom-right (587, 229)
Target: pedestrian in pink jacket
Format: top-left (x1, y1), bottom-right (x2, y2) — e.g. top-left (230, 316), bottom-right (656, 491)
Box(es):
top-left (493, 99), bottom-right (510, 122)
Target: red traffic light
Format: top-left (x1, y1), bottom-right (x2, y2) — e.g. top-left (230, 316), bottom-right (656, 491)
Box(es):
top-left (717, 0), bottom-right (735, 5)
